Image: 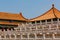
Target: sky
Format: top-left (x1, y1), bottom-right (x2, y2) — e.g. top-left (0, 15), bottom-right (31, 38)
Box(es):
top-left (0, 0), bottom-right (60, 19)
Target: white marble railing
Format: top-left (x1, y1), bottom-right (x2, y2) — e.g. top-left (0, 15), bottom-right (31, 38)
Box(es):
top-left (0, 38), bottom-right (60, 40)
top-left (0, 28), bottom-right (60, 34)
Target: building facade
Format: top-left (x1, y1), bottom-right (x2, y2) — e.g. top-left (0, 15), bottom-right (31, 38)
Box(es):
top-left (0, 4), bottom-right (60, 40)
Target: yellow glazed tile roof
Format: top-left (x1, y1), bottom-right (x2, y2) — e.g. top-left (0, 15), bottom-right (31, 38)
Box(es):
top-left (0, 12), bottom-right (28, 21)
top-left (30, 4), bottom-right (60, 21)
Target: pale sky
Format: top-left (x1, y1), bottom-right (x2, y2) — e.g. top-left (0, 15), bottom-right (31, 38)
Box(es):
top-left (0, 0), bottom-right (60, 19)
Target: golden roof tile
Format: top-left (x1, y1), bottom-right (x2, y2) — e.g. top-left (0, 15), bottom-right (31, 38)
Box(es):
top-left (0, 12), bottom-right (28, 21)
top-left (30, 4), bottom-right (60, 21)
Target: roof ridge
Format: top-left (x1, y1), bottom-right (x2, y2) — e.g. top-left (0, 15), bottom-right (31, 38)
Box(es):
top-left (19, 12), bottom-right (29, 21)
top-left (30, 4), bottom-right (60, 21)
top-left (52, 7), bottom-right (57, 18)
top-left (30, 6), bottom-right (54, 20)
top-left (0, 12), bottom-right (28, 21)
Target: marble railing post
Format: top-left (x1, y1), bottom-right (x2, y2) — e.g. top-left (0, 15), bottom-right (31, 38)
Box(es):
top-left (57, 19), bottom-right (59, 24)
top-left (45, 20), bottom-right (47, 25)
top-left (34, 33), bottom-right (37, 39)
top-left (9, 34), bottom-right (11, 39)
top-left (52, 34), bottom-right (55, 40)
top-left (28, 33), bottom-right (29, 39)
top-left (49, 25), bottom-right (51, 29)
top-left (14, 34), bottom-right (16, 39)
top-left (56, 24), bottom-right (58, 30)
top-left (43, 34), bottom-right (45, 40)
top-left (36, 25), bottom-right (37, 31)
top-left (21, 33), bottom-right (23, 39)
top-left (4, 35), bottom-right (6, 39)
top-left (35, 21), bottom-right (37, 24)
top-left (40, 21), bottom-right (42, 25)
top-left (25, 27), bottom-right (26, 32)
top-left (51, 19), bottom-right (53, 24)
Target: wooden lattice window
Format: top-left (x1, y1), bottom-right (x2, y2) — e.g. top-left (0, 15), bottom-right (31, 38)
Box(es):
top-left (41, 20), bottom-right (45, 23)
top-left (32, 21), bottom-right (35, 24)
top-left (53, 18), bottom-right (57, 21)
top-left (37, 21), bottom-right (40, 23)
top-left (47, 19), bottom-right (51, 22)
